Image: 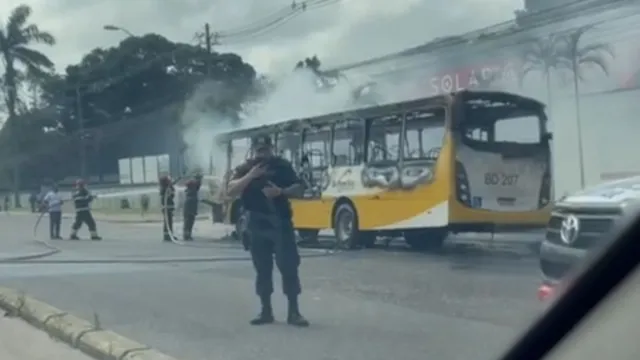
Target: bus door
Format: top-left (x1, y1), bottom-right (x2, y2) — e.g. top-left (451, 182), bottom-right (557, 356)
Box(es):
top-left (453, 91), bottom-right (552, 212)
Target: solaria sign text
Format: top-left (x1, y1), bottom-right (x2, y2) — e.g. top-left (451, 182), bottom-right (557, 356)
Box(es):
top-left (429, 61), bottom-right (519, 94)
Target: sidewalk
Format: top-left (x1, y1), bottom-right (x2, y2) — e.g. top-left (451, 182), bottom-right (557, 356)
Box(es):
top-left (0, 316), bottom-right (92, 360)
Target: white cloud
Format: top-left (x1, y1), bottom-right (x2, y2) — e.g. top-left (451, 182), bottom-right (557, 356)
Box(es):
top-left (0, 0), bottom-right (522, 75)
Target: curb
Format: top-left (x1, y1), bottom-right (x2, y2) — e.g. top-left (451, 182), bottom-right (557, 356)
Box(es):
top-left (0, 287), bottom-right (180, 360)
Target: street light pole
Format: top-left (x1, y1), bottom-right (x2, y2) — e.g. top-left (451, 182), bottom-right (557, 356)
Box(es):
top-left (76, 86), bottom-right (86, 179)
top-left (103, 24), bottom-right (135, 37)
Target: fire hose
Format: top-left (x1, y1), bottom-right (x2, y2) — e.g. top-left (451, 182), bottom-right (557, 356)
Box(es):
top-left (20, 180), bottom-right (334, 264)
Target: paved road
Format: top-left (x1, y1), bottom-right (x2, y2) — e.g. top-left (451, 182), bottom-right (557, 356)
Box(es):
top-left (0, 213), bottom-right (544, 360)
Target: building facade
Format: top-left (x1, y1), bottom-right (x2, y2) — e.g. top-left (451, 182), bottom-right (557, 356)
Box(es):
top-left (328, 0), bottom-right (640, 195)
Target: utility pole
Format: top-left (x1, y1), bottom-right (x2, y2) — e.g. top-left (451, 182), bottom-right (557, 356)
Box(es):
top-left (202, 23), bottom-right (219, 175)
top-left (203, 23), bottom-right (219, 76)
top-left (76, 86), bottom-right (86, 179)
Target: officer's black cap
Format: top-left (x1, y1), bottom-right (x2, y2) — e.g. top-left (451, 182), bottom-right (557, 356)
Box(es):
top-left (251, 135), bottom-right (272, 149)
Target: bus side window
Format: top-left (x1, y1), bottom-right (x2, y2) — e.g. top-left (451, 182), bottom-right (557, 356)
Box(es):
top-left (333, 119), bottom-right (365, 166)
top-left (404, 109), bottom-right (446, 160)
top-left (302, 125), bottom-right (331, 168)
top-left (278, 130), bottom-right (302, 168)
top-left (367, 115), bottom-right (401, 163)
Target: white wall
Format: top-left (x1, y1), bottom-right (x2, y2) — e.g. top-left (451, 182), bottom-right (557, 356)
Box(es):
top-left (551, 88), bottom-right (640, 196)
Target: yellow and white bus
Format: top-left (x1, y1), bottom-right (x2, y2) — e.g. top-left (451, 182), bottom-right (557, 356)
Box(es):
top-left (213, 90), bottom-right (553, 250)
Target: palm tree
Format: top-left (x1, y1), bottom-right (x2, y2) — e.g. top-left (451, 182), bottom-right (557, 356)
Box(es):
top-left (560, 25), bottom-right (614, 188)
top-left (520, 35), bottom-right (567, 109)
top-left (0, 4), bottom-right (56, 206)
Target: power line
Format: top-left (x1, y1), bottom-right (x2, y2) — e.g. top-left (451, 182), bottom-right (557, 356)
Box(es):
top-left (38, 1), bottom-right (338, 97)
top-left (215, 1), bottom-right (311, 37)
top-left (218, 0), bottom-right (340, 45)
top-left (217, 0), bottom-right (338, 42)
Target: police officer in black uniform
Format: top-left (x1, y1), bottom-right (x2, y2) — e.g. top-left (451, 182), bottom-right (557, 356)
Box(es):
top-left (182, 175), bottom-right (202, 241)
top-left (227, 135), bottom-right (309, 327)
top-left (69, 179), bottom-right (102, 240)
top-left (160, 175), bottom-right (177, 242)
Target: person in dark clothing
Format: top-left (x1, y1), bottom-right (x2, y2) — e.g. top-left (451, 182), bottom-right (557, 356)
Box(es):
top-left (29, 192), bottom-right (37, 213)
top-left (69, 179), bottom-right (102, 240)
top-left (182, 175), bottom-right (202, 241)
top-left (227, 135), bottom-right (309, 327)
top-left (160, 175), bottom-right (177, 242)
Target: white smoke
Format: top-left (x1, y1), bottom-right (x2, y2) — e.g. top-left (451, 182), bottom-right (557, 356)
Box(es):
top-left (179, 68), bottom-right (386, 175)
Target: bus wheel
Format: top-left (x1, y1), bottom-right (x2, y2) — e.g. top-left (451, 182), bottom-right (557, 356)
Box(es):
top-left (298, 229), bottom-right (320, 244)
top-left (333, 203), bottom-right (361, 250)
top-left (404, 228), bottom-right (448, 252)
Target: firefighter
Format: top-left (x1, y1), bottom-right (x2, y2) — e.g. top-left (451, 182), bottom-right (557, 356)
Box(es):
top-left (69, 179), bottom-right (102, 240)
top-left (160, 175), bottom-right (177, 242)
top-left (226, 135), bottom-right (309, 327)
top-left (182, 175), bottom-right (202, 241)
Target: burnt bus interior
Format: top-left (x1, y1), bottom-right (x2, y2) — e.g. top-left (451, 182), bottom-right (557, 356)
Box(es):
top-left (452, 91), bottom-right (552, 211)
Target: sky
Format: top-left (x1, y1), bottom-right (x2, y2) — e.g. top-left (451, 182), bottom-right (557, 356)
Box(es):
top-left (0, 0), bottom-right (523, 76)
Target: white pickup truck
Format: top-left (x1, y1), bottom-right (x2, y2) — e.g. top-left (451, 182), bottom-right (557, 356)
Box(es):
top-left (538, 176), bottom-right (640, 301)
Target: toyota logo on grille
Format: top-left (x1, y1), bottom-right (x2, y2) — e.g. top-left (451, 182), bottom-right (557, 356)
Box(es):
top-left (560, 215), bottom-right (580, 245)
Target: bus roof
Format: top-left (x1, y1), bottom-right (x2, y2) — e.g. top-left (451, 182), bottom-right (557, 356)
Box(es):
top-left (214, 90), bottom-right (542, 142)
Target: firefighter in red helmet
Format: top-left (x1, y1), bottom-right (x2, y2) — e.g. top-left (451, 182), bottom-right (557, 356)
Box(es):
top-left (159, 175), bottom-right (177, 242)
top-left (69, 179), bottom-right (102, 240)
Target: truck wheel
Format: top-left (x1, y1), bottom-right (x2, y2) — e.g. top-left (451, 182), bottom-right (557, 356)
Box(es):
top-left (404, 228), bottom-right (448, 252)
top-left (333, 203), bottom-right (361, 250)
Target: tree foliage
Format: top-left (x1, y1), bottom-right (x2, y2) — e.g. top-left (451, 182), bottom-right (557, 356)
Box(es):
top-left (0, 4), bottom-right (56, 120)
top-left (0, 12), bottom-right (259, 189)
top-left (39, 33), bottom-right (257, 134)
